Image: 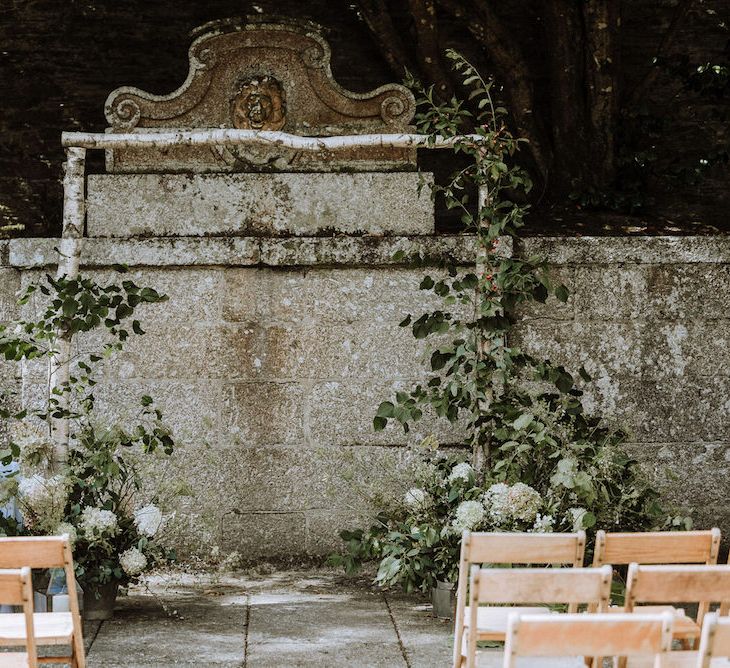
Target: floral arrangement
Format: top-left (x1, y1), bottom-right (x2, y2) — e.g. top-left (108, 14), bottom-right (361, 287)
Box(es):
top-left (5, 419), bottom-right (175, 589)
top-left (0, 270), bottom-right (178, 593)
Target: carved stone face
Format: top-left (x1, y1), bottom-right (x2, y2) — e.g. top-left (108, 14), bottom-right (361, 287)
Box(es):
top-left (231, 76), bottom-right (286, 130)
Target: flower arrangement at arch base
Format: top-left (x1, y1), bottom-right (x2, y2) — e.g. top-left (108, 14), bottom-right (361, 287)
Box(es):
top-left (0, 270), bottom-right (178, 619)
top-left (5, 418), bottom-right (176, 619)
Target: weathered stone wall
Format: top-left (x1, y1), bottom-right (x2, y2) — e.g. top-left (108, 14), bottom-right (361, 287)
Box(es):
top-left (515, 237), bottom-right (730, 531)
top-left (1, 234), bottom-right (729, 556)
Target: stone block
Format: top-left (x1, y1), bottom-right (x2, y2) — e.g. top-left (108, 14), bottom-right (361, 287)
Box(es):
top-left (0, 268), bottom-right (19, 321)
top-left (218, 511), bottom-right (307, 560)
top-left (307, 379), bottom-right (467, 447)
top-left (114, 322), bottom-right (261, 380)
top-left (259, 321), bottom-right (430, 380)
top-left (223, 381), bottom-right (305, 445)
top-left (624, 441), bottom-right (730, 530)
top-left (304, 508), bottom-right (372, 556)
top-left (91, 380), bottom-right (223, 447)
top-left (573, 264), bottom-right (649, 321)
top-left (513, 321), bottom-right (646, 379)
top-left (86, 173), bottom-right (434, 238)
top-left (642, 321), bottom-right (730, 380)
top-left (514, 265), bottom-right (575, 322)
top-left (222, 266), bottom-right (458, 325)
top-left (646, 264), bottom-right (730, 320)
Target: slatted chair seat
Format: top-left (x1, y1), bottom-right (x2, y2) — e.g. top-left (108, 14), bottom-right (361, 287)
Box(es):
top-left (606, 604), bottom-right (701, 639)
top-left (463, 606), bottom-right (554, 640)
top-left (0, 652), bottom-right (35, 668)
top-left (0, 612), bottom-right (75, 645)
top-left (0, 536), bottom-right (85, 667)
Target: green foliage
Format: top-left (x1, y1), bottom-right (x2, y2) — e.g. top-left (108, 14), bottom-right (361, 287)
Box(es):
top-left (0, 267), bottom-right (177, 582)
top-left (334, 51), bottom-right (691, 593)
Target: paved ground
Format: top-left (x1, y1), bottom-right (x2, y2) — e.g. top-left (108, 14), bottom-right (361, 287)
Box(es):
top-left (82, 568), bottom-right (456, 667)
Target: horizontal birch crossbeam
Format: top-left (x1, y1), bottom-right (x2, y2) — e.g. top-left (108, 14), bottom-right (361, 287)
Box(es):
top-left (61, 130), bottom-right (482, 151)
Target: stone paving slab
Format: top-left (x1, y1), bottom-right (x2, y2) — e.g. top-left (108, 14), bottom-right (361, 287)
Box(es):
top-left (82, 569), bottom-right (593, 667)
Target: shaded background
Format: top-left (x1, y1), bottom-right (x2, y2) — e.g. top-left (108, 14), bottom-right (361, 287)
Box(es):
top-left (0, 0), bottom-right (728, 236)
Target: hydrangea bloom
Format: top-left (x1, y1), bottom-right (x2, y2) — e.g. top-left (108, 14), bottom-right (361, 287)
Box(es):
top-left (404, 488), bottom-right (430, 510)
top-left (568, 507), bottom-right (588, 532)
top-left (484, 483), bottom-right (511, 523)
top-left (119, 547), bottom-right (148, 576)
top-left (54, 522), bottom-right (78, 546)
top-left (79, 507), bottom-right (119, 540)
top-left (531, 513), bottom-right (554, 533)
top-left (506, 483), bottom-right (542, 523)
top-left (452, 500), bottom-right (486, 532)
top-left (447, 462), bottom-right (474, 484)
top-left (134, 504), bottom-right (163, 537)
top-left (18, 474), bottom-right (68, 532)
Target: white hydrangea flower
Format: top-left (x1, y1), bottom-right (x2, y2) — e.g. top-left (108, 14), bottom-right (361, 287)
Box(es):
top-left (568, 507), bottom-right (588, 532)
top-left (134, 504), bottom-right (164, 538)
top-left (18, 474), bottom-right (68, 532)
top-left (119, 547), bottom-right (148, 576)
top-left (447, 462), bottom-right (474, 484)
top-left (13, 422), bottom-right (53, 468)
top-left (54, 522), bottom-right (78, 546)
top-left (452, 500), bottom-right (486, 532)
top-left (531, 513), bottom-right (554, 533)
top-left (404, 488), bottom-right (430, 510)
top-left (79, 507), bottom-right (119, 540)
top-left (506, 482), bottom-right (542, 523)
top-left (484, 482), bottom-right (511, 523)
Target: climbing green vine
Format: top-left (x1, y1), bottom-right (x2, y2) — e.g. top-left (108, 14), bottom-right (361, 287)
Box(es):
top-left (332, 52), bottom-right (691, 592)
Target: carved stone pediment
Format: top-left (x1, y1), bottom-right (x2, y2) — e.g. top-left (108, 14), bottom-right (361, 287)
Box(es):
top-left (104, 17), bottom-right (417, 172)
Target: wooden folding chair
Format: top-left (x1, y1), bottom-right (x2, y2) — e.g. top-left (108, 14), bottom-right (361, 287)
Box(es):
top-left (453, 531), bottom-right (587, 668)
top-left (593, 529), bottom-right (721, 569)
top-left (499, 612), bottom-right (674, 668)
top-left (624, 564), bottom-right (730, 651)
top-left (463, 564), bottom-right (613, 668)
top-left (0, 568), bottom-right (38, 668)
top-left (0, 536), bottom-right (85, 667)
top-left (623, 612), bottom-right (730, 668)
top-left (593, 530), bottom-right (722, 631)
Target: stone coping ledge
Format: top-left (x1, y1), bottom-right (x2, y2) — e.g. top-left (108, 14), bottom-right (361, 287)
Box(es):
top-left (2, 235), bottom-right (728, 270)
top-left (4, 235), bottom-right (479, 269)
top-left (521, 236), bottom-right (730, 264)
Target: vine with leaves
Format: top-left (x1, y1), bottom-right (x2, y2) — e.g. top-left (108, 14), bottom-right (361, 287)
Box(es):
top-left (333, 52), bottom-right (689, 592)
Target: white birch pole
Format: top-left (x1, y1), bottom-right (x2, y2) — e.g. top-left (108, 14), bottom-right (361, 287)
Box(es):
top-left (61, 130), bottom-right (481, 151)
top-left (49, 147), bottom-right (86, 468)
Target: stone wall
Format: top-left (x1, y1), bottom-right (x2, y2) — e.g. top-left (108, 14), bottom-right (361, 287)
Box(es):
top-left (1, 233), bottom-right (729, 557)
top-left (515, 236), bottom-right (730, 532)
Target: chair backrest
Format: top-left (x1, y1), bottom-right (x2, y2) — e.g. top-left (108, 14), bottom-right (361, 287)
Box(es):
top-left (453, 531), bottom-right (587, 668)
top-left (625, 564), bottom-right (730, 627)
top-left (465, 531), bottom-right (587, 566)
top-left (697, 613), bottom-right (730, 668)
top-left (0, 535), bottom-right (84, 666)
top-left (0, 568), bottom-right (38, 667)
top-left (465, 565), bottom-right (613, 668)
top-left (593, 529), bottom-right (721, 567)
top-left (501, 612), bottom-right (674, 668)
top-left (470, 564), bottom-right (613, 607)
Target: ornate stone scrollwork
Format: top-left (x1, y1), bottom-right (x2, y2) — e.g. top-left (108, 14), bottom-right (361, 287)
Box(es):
top-left (103, 17), bottom-right (417, 171)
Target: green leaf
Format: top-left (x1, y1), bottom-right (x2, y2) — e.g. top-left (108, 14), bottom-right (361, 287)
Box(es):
top-left (373, 416), bottom-right (387, 431)
top-left (376, 401), bottom-right (395, 418)
top-left (555, 284), bottom-right (570, 303)
top-left (513, 413), bottom-right (534, 430)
